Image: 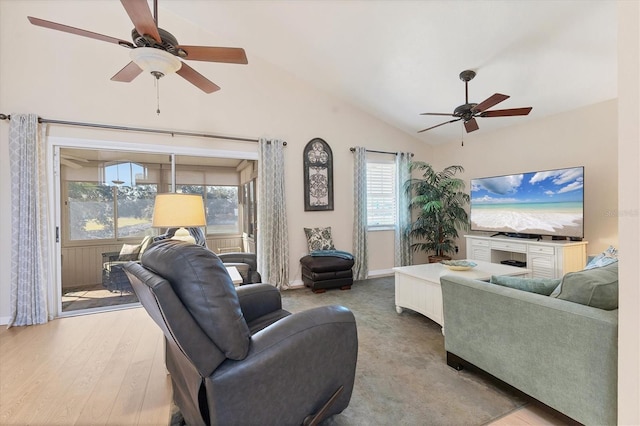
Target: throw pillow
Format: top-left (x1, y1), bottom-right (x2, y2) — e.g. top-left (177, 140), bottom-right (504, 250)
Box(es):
top-left (304, 227), bottom-right (335, 252)
top-left (551, 261), bottom-right (618, 310)
top-left (584, 245), bottom-right (618, 270)
top-left (490, 275), bottom-right (561, 296)
top-left (118, 243), bottom-right (141, 261)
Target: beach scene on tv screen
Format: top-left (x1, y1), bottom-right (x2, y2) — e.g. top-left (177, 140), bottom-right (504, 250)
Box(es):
top-left (470, 167), bottom-right (584, 238)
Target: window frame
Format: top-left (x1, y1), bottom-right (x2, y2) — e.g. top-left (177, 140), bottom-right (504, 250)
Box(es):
top-left (366, 159), bottom-right (397, 231)
top-left (57, 144), bottom-right (258, 248)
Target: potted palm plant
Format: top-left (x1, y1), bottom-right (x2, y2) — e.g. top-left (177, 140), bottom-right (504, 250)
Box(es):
top-left (407, 162), bottom-right (470, 263)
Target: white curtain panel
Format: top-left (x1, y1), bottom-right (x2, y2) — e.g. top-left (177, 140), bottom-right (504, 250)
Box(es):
top-left (8, 114), bottom-right (50, 326)
top-left (394, 152), bottom-right (413, 267)
top-left (257, 138), bottom-right (289, 289)
top-left (352, 147), bottom-right (368, 280)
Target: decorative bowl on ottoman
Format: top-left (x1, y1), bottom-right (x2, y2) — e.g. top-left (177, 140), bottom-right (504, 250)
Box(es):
top-left (440, 260), bottom-right (477, 271)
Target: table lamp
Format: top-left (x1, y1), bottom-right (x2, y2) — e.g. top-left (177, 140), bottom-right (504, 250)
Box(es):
top-left (152, 193), bottom-right (206, 244)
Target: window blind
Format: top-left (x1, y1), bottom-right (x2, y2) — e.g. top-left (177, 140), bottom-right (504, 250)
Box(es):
top-left (366, 161), bottom-right (396, 228)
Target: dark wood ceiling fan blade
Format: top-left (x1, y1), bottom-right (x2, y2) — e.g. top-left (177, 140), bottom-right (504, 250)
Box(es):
top-left (420, 112), bottom-right (456, 117)
top-left (178, 46), bottom-right (248, 64)
top-left (464, 118), bottom-right (479, 133)
top-left (473, 93), bottom-right (509, 113)
top-left (417, 118), bottom-right (462, 133)
top-left (481, 107), bottom-right (533, 117)
top-left (27, 16), bottom-right (133, 47)
top-left (176, 63), bottom-right (220, 93)
top-left (111, 61), bottom-right (143, 82)
top-left (120, 0), bottom-right (162, 43)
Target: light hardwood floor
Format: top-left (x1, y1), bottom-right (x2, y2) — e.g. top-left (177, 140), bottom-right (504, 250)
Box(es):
top-left (0, 308), bottom-right (568, 426)
top-left (0, 308), bottom-right (171, 425)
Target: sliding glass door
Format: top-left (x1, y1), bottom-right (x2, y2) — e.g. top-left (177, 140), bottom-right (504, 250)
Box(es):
top-left (59, 148), bottom-right (169, 313)
top-left (56, 146), bottom-right (257, 316)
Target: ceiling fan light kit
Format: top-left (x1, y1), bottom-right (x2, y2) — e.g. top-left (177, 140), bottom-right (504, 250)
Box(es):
top-left (419, 69), bottom-right (532, 136)
top-left (130, 47), bottom-right (181, 79)
top-left (26, 0), bottom-right (248, 107)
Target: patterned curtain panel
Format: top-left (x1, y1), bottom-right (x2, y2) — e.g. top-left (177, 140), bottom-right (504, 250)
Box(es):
top-left (395, 152), bottom-right (413, 266)
top-left (352, 147), bottom-right (368, 280)
top-left (257, 139), bottom-right (289, 289)
top-left (8, 114), bottom-right (50, 326)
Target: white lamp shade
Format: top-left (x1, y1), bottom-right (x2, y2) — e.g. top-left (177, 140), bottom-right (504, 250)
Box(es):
top-left (152, 193), bottom-right (206, 228)
top-left (130, 47), bottom-right (182, 75)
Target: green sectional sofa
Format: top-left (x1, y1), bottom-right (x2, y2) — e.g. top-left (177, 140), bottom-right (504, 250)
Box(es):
top-left (441, 266), bottom-right (618, 425)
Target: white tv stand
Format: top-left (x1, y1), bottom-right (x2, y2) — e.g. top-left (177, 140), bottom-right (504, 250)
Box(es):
top-left (465, 234), bottom-right (588, 279)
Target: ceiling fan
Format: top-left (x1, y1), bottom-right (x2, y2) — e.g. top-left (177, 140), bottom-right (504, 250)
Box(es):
top-left (418, 70), bottom-right (532, 134)
top-left (27, 0), bottom-right (248, 94)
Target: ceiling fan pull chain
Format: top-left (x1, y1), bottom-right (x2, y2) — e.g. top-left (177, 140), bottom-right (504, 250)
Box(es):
top-left (154, 0), bottom-right (158, 26)
top-left (156, 78), bottom-right (161, 115)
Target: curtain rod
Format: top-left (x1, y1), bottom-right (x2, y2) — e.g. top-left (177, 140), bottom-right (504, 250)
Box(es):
top-left (0, 113), bottom-right (286, 145)
top-left (349, 147), bottom-right (413, 156)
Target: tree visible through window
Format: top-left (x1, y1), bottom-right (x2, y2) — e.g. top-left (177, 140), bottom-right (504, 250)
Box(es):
top-left (65, 157), bottom-right (244, 242)
top-left (366, 161), bottom-right (396, 228)
top-left (177, 185), bottom-right (239, 234)
top-left (67, 182), bottom-right (156, 240)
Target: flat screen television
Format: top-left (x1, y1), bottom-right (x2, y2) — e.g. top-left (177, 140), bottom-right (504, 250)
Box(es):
top-left (470, 166), bottom-right (584, 239)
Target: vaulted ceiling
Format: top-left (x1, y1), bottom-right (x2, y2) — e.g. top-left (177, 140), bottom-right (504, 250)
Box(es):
top-left (166, 0), bottom-right (618, 145)
top-left (19, 1), bottom-right (618, 145)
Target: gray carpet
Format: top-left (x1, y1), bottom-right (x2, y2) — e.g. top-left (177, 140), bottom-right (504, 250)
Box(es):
top-left (282, 276), bottom-right (525, 425)
top-left (170, 276), bottom-right (525, 425)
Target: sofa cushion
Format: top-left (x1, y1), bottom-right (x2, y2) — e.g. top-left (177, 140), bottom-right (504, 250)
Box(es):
top-left (141, 240), bottom-right (251, 359)
top-left (490, 275), bottom-right (561, 296)
top-left (300, 255), bottom-right (354, 273)
top-left (304, 227), bottom-right (335, 252)
top-left (551, 261), bottom-right (618, 310)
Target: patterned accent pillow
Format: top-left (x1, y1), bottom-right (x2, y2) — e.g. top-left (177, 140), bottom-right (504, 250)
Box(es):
top-left (118, 243), bottom-right (141, 261)
top-left (304, 227), bottom-right (335, 252)
top-left (584, 245), bottom-right (618, 270)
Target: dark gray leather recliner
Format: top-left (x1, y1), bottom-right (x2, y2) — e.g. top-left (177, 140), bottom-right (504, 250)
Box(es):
top-left (123, 240), bottom-right (358, 426)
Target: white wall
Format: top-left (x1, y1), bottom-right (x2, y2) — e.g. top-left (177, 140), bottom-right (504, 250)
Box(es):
top-left (0, 0), bottom-right (432, 320)
top-left (616, 1), bottom-right (640, 423)
top-left (432, 100), bottom-right (619, 258)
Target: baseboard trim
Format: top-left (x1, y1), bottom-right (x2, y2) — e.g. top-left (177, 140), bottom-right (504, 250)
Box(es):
top-left (287, 280), bottom-right (305, 289)
top-left (367, 269), bottom-right (394, 278)
top-left (0, 316), bottom-right (11, 326)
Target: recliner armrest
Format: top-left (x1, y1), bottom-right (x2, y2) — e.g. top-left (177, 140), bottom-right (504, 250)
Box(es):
top-left (236, 283), bottom-right (283, 324)
top-left (248, 305), bottom-right (356, 355)
top-left (208, 305), bottom-right (357, 425)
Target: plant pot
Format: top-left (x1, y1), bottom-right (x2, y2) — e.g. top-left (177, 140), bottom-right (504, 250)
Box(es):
top-left (428, 255), bottom-right (451, 264)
